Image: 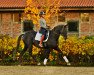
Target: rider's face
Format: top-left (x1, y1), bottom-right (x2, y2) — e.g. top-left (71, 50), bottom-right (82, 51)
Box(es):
top-left (42, 14), bottom-right (45, 18)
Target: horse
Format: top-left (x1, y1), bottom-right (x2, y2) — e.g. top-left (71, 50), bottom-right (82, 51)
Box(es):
top-left (13, 25), bottom-right (71, 65)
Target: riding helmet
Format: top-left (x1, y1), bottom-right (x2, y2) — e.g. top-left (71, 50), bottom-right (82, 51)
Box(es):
top-left (39, 11), bottom-right (45, 15)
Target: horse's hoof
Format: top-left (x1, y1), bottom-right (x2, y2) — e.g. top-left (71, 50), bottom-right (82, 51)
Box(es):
top-left (43, 64), bottom-right (47, 66)
top-left (13, 57), bottom-right (16, 61)
top-left (37, 63), bottom-right (41, 66)
top-left (67, 62), bottom-right (71, 66)
top-left (18, 65), bottom-right (21, 66)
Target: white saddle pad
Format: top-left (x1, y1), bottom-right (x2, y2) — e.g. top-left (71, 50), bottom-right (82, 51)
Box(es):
top-left (35, 32), bottom-right (42, 41)
top-left (35, 31), bottom-right (49, 42)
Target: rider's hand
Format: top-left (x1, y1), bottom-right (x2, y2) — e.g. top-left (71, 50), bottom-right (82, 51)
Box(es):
top-left (47, 26), bottom-right (50, 29)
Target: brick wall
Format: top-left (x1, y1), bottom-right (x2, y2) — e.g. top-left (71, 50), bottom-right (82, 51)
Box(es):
top-left (1, 13), bottom-right (12, 36)
top-left (66, 12), bottom-right (79, 20)
top-left (90, 12), bottom-right (94, 35)
top-left (12, 23), bottom-right (21, 37)
top-left (0, 11), bottom-right (94, 37)
top-left (80, 12), bottom-right (94, 36)
top-left (66, 12), bottom-right (79, 36)
top-left (65, 11), bottom-right (94, 37)
top-left (0, 12), bottom-right (21, 37)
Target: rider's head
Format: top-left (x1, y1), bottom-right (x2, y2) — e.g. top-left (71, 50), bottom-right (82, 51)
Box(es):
top-left (39, 11), bottom-right (45, 17)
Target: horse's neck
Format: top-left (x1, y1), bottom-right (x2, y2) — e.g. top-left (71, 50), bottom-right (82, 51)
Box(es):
top-left (50, 30), bottom-right (60, 41)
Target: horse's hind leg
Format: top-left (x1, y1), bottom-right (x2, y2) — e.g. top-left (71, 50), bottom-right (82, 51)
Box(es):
top-left (28, 45), bottom-right (32, 58)
top-left (19, 44), bottom-right (28, 65)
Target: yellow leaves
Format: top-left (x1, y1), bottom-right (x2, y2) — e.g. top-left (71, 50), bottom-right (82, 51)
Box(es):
top-left (45, 7), bottom-right (49, 14)
top-left (58, 36), bottom-right (94, 55)
top-left (24, 7), bottom-right (31, 13)
top-left (17, 52), bottom-right (20, 56)
top-left (1, 34), bottom-right (94, 62)
top-left (0, 34), bottom-right (40, 57)
top-left (25, 0), bottom-right (61, 27)
top-left (32, 7), bottom-right (39, 14)
top-left (27, 14), bottom-right (31, 20)
top-left (32, 46), bottom-right (40, 55)
top-left (49, 50), bottom-right (58, 61)
top-left (20, 40), bottom-right (24, 49)
top-left (26, 0), bottom-right (33, 6)
top-left (49, 54), bottom-right (54, 61)
top-left (0, 35), bottom-right (17, 56)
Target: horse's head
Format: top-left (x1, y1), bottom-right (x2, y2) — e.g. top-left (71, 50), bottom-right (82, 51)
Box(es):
top-left (60, 25), bottom-right (68, 40)
top-left (53, 25), bottom-right (67, 40)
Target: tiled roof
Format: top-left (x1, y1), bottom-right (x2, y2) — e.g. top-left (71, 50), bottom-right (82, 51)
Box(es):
top-left (60, 0), bottom-right (94, 7)
top-left (32, 0), bottom-right (94, 7)
top-left (0, 0), bottom-right (94, 8)
top-left (0, 0), bottom-right (26, 8)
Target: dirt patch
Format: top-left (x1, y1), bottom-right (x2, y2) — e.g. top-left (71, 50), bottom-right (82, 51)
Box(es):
top-left (0, 66), bottom-right (94, 75)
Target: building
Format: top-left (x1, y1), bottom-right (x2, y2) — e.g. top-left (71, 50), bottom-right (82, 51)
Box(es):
top-left (0, 0), bottom-right (26, 37)
top-left (0, 0), bottom-right (94, 37)
top-left (53, 0), bottom-right (94, 36)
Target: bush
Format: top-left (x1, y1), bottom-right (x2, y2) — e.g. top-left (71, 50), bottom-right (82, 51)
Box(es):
top-left (58, 35), bottom-right (94, 66)
top-left (0, 34), bottom-right (94, 66)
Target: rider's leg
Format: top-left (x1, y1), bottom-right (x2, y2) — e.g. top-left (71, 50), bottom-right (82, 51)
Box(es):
top-left (39, 35), bottom-right (45, 47)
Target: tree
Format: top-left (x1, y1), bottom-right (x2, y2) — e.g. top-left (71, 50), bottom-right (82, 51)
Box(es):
top-left (24, 0), bottom-right (62, 28)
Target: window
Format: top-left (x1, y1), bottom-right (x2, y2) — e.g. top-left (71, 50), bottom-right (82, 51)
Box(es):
top-left (68, 21), bottom-right (79, 32)
top-left (58, 13), bottom-right (65, 22)
top-left (23, 20), bottom-right (34, 32)
top-left (81, 13), bottom-right (89, 22)
top-left (13, 13), bottom-right (21, 22)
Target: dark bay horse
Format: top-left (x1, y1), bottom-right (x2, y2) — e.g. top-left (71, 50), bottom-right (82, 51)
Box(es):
top-left (13, 25), bottom-right (71, 65)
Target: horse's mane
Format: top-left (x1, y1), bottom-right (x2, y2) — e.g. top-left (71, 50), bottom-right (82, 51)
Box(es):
top-left (30, 25), bottom-right (66, 34)
top-left (52, 25), bottom-right (64, 31)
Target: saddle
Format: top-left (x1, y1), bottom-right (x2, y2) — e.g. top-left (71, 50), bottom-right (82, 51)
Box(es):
top-left (35, 31), bottom-right (49, 42)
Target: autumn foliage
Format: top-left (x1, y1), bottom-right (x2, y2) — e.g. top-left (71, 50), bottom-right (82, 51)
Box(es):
top-left (0, 34), bottom-right (94, 65)
top-left (24, 0), bottom-right (62, 27)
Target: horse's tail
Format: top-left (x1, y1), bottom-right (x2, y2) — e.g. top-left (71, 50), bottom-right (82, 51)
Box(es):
top-left (16, 34), bottom-right (24, 50)
top-left (13, 34), bottom-right (24, 60)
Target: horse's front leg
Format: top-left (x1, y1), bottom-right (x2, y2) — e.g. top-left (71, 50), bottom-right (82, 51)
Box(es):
top-left (55, 47), bottom-right (71, 65)
top-left (43, 48), bottom-right (50, 65)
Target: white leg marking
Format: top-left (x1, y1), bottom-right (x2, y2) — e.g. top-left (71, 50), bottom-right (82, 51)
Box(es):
top-left (43, 58), bottom-right (48, 65)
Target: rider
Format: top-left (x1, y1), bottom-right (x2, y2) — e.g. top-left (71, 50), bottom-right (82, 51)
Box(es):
top-left (39, 11), bottom-right (49, 47)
